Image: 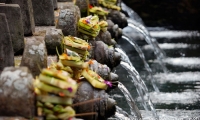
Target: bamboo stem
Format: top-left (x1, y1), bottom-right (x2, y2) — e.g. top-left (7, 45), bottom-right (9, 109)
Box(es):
top-left (71, 98), bottom-right (102, 107)
top-left (75, 112), bottom-right (97, 116)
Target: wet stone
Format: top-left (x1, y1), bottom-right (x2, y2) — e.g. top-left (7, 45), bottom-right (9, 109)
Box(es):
top-left (74, 81), bottom-right (116, 120)
top-left (32, 0), bottom-right (54, 26)
top-left (0, 0), bottom-right (35, 35)
top-left (95, 31), bottom-right (116, 46)
top-left (35, 26), bottom-right (64, 54)
top-left (107, 20), bottom-right (122, 42)
top-left (90, 41), bottom-right (121, 69)
top-left (0, 13), bottom-right (14, 72)
top-left (0, 4), bottom-right (24, 53)
top-left (0, 67), bottom-right (35, 118)
top-left (56, 6), bottom-right (80, 36)
top-left (21, 34), bottom-right (47, 77)
top-left (107, 10), bottom-right (128, 28)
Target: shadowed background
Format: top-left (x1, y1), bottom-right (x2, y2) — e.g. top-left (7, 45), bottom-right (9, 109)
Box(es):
top-left (122, 0), bottom-right (200, 30)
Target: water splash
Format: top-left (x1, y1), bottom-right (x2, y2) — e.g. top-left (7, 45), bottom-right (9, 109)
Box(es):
top-left (114, 106), bottom-right (136, 120)
top-left (114, 46), bottom-right (158, 119)
top-left (127, 19), bottom-right (168, 73)
top-left (120, 35), bottom-right (160, 92)
top-left (114, 112), bottom-right (131, 120)
top-left (120, 2), bottom-right (144, 25)
top-left (120, 61), bottom-right (159, 120)
top-left (118, 82), bottom-right (142, 119)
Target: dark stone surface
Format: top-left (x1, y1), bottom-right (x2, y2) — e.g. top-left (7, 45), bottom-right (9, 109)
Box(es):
top-left (53, 0), bottom-right (58, 10)
top-left (35, 26), bottom-right (64, 54)
top-left (122, 0), bottom-right (200, 30)
top-left (89, 41), bottom-right (121, 69)
top-left (0, 0), bottom-right (35, 35)
top-left (0, 13), bottom-right (14, 72)
top-left (95, 31), bottom-right (116, 46)
top-left (32, 0), bottom-right (55, 26)
top-left (73, 81), bottom-right (116, 120)
top-left (107, 10), bottom-right (128, 28)
top-left (56, 3), bottom-right (80, 36)
top-left (57, 2), bottom-right (80, 21)
top-left (0, 67), bottom-right (35, 118)
top-left (21, 33), bottom-right (47, 77)
top-left (107, 20), bottom-right (122, 42)
top-left (75, 0), bottom-right (88, 13)
top-left (0, 4), bottom-right (24, 53)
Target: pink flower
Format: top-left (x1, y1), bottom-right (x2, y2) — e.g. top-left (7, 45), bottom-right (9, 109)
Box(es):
top-left (67, 87), bottom-right (73, 93)
top-left (86, 19), bottom-right (90, 24)
top-left (104, 80), bottom-right (112, 87)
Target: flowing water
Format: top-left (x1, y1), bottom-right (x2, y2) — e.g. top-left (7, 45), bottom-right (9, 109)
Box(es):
top-left (126, 19), bottom-right (168, 73)
top-left (113, 47), bottom-right (159, 119)
top-left (113, 106), bottom-right (137, 120)
top-left (117, 82), bottom-right (142, 119)
top-left (120, 35), bottom-right (159, 92)
top-left (120, 2), bottom-right (144, 25)
top-left (112, 1), bottom-right (200, 120)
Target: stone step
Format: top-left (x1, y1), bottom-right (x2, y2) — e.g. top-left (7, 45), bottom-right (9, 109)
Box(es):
top-left (14, 55), bottom-right (57, 67)
top-left (153, 72), bottom-right (200, 84)
top-left (137, 91), bottom-right (200, 110)
top-left (145, 72), bottom-right (200, 92)
top-left (150, 30), bottom-right (200, 44)
top-left (141, 109), bottom-right (200, 120)
top-left (142, 43), bottom-right (200, 58)
top-left (149, 57), bottom-right (200, 72)
top-left (157, 82), bottom-right (200, 93)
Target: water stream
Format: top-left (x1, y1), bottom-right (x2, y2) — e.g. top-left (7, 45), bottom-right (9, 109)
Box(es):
top-left (120, 2), bottom-right (144, 25)
top-left (112, 1), bottom-right (200, 120)
top-left (114, 47), bottom-right (159, 119)
top-left (120, 61), bottom-right (159, 120)
top-left (126, 19), bottom-right (168, 73)
top-left (114, 106), bottom-right (134, 120)
top-left (117, 82), bottom-right (142, 119)
top-left (120, 35), bottom-right (159, 92)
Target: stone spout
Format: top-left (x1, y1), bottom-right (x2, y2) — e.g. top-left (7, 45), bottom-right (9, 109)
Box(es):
top-left (73, 81), bottom-right (116, 120)
top-left (89, 41), bottom-right (121, 69)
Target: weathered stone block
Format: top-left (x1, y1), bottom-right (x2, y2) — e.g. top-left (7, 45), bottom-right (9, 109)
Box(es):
top-left (35, 26), bottom-right (64, 54)
top-left (0, 0), bottom-right (35, 35)
top-left (0, 67), bottom-right (35, 118)
top-left (56, 3), bottom-right (80, 36)
top-left (0, 13), bottom-right (14, 72)
top-left (32, 0), bottom-right (55, 26)
top-left (0, 4), bottom-right (24, 53)
top-left (21, 34), bottom-right (47, 77)
top-left (75, 0), bottom-right (88, 16)
top-left (53, 0), bottom-right (58, 10)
